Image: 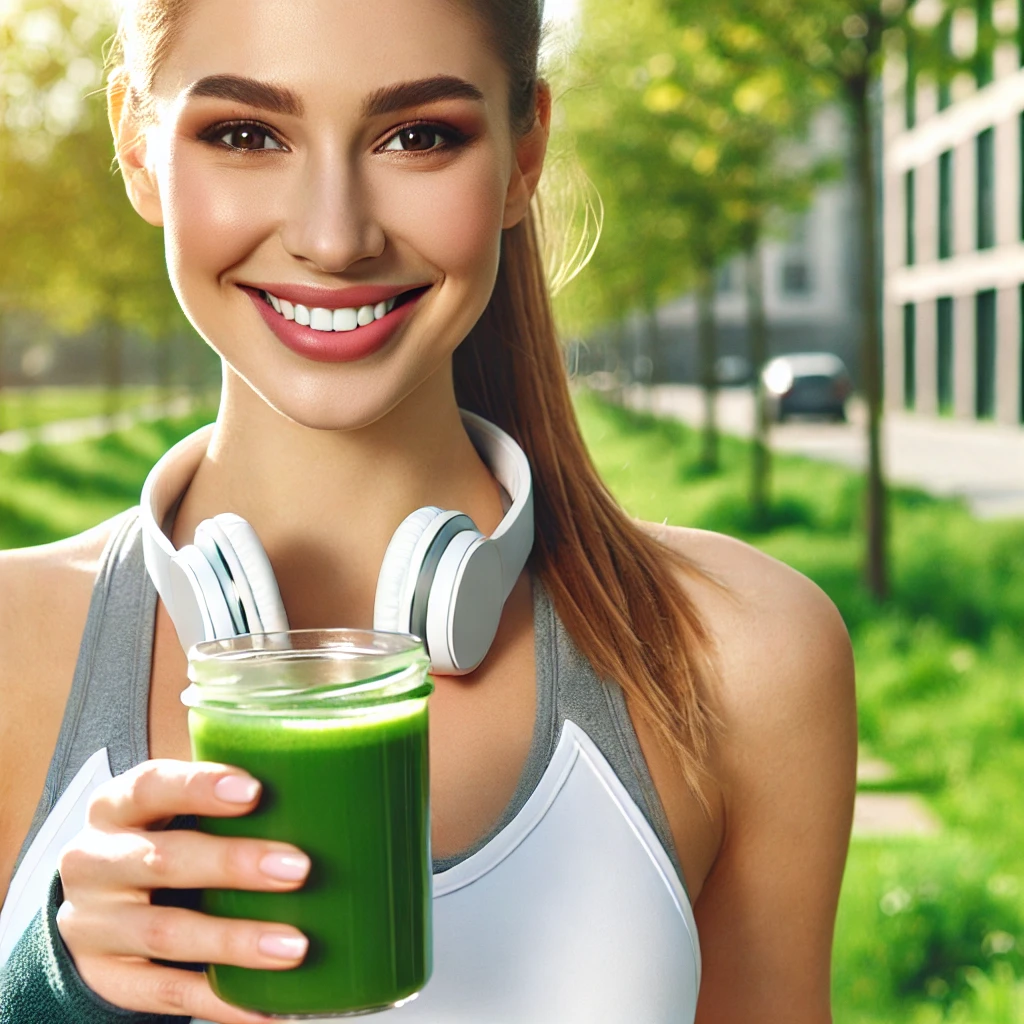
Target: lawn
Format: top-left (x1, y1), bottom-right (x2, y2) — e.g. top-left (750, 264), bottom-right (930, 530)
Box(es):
top-left (0, 386), bottom-right (171, 434)
top-left (2, 391), bottom-right (1023, 1022)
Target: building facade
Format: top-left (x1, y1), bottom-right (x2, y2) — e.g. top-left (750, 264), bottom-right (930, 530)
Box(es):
top-left (884, 0), bottom-right (1024, 425)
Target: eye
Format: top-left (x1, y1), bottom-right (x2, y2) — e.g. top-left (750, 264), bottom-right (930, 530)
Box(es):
top-left (382, 124), bottom-right (456, 153)
top-left (205, 121), bottom-right (284, 152)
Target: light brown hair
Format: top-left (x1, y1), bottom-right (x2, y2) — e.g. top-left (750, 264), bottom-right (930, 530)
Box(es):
top-left (109, 0), bottom-right (717, 801)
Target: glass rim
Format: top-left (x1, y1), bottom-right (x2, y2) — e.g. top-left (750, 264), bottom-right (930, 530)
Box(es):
top-left (184, 628), bottom-right (432, 715)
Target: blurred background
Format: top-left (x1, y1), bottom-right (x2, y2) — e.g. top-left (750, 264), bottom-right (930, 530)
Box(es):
top-left (3, 0), bottom-right (1024, 1019)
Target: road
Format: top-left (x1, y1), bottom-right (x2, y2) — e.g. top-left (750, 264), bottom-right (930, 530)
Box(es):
top-left (626, 384), bottom-right (1024, 519)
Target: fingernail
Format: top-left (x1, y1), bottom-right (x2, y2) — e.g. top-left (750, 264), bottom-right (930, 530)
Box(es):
top-left (259, 851), bottom-right (310, 881)
top-left (258, 932), bottom-right (308, 961)
top-left (215, 775), bottom-right (260, 804)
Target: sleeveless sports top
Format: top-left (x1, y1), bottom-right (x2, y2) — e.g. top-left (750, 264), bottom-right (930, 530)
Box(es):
top-left (0, 509), bottom-right (700, 1023)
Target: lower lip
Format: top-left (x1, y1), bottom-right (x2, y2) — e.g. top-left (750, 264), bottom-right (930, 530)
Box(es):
top-left (241, 286), bottom-right (425, 364)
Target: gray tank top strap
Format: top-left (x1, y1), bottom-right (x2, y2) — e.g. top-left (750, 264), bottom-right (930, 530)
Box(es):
top-left (14, 508), bottom-right (154, 873)
top-left (434, 580), bottom-right (685, 891)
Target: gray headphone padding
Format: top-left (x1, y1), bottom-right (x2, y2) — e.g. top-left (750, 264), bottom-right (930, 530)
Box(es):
top-left (409, 513), bottom-right (476, 641)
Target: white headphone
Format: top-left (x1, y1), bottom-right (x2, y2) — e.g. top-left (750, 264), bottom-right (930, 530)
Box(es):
top-left (140, 410), bottom-right (534, 675)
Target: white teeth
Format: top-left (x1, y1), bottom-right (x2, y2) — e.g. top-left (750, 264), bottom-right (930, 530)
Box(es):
top-left (333, 307), bottom-right (358, 332)
top-left (263, 290), bottom-right (409, 331)
top-left (310, 307), bottom-right (333, 331)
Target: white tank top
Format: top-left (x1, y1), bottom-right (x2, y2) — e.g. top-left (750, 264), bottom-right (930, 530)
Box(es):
top-left (0, 510), bottom-right (700, 1022)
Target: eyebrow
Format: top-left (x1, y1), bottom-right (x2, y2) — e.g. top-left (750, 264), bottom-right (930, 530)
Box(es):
top-left (186, 75), bottom-right (304, 117)
top-left (184, 73), bottom-right (484, 121)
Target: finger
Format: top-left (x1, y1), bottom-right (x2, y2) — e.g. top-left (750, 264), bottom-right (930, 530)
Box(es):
top-left (76, 956), bottom-right (278, 1024)
top-left (84, 903), bottom-right (308, 970)
top-left (88, 760), bottom-right (262, 830)
top-left (62, 828), bottom-right (310, 893)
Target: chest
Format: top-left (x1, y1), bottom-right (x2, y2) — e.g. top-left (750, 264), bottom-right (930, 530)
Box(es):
top-left (148, 584), bottom-right (538, 861)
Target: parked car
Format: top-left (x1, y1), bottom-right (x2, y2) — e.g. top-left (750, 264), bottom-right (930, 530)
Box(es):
top-left (762, 353), bottom-right (852, 422)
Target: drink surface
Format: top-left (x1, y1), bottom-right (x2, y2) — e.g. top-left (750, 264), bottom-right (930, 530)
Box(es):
top-left (189, 700), bottom-right (432, 1017)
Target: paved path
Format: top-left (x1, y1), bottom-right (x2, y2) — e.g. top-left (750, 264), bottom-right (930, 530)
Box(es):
top-left (627, 384), bottom-right (1024, 519)
top-left (0, 396), bottom-right (197, 455)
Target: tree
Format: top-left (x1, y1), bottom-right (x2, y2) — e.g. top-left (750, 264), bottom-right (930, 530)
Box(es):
top-left (681, 0), bottom-right (1004, 597)
top-left (563, 0), bottom-right (830, 477)
top-left (0, 0), bottom-right (188, 419)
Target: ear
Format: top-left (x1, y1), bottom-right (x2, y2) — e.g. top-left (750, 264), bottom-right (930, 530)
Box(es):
top-left (502, 80), bottom-right (552, 230)
top-left (108, 68), bottom-right (164, 227)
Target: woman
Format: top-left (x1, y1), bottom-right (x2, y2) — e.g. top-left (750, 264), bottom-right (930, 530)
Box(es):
top-left (0, 0), bottom-right (856, 1021)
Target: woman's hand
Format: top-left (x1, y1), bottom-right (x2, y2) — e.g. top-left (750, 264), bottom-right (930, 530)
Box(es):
top-left (56, 759), bottom-right (311, 1024)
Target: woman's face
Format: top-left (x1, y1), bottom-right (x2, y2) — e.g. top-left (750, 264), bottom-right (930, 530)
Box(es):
top-left (130, 0), bottom-right (531, 429)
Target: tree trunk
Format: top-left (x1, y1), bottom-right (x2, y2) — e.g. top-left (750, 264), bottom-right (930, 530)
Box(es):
top-left (156, 332), bottom-right (173, 403)
top-left (0, 317), bottom-right (6, 435)
top-left (697, 266), bottom-right (719, 473)
top-left (745, 243), bottom-right (771, 529)
top-left (102, 322), bottom-right (124, 426)
top-left (851, 76), bottom-right (889, 600)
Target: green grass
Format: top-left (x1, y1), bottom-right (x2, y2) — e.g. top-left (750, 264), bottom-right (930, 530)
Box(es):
top-left (0, 386), bottom-right (170, 434)
top-left (3, 390), bottom-right (1024, 1022)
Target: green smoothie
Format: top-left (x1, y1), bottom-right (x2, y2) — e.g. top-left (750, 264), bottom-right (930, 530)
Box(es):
top-left (189, 698), bottom-right (432, 1017)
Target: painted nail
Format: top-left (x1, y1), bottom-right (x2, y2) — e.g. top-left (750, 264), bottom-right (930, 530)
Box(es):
top-left (214, 775), bottom-right (261, 804)
top-left (259, 851), bottom-right (310, 881)
top-left (258, 932), bottom-right (309, 961)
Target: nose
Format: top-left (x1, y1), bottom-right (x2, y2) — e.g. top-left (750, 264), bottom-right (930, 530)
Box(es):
top-left (280, 151), bottom-right (386, 272)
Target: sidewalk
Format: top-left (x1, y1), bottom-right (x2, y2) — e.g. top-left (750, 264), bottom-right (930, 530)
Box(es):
top-left (628, 384), bottom-right (1024, 519)
top-left (0, 396), bottom-right (197, 455)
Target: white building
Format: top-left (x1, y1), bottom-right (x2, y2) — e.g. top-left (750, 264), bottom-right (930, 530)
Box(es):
top-left (884, 0), bottom-right (1024, 425)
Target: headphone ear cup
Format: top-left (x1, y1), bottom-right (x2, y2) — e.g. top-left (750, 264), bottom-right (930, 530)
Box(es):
top-left (426, 535), bottom-right (504, 675)
top-left (212, 513), bottom-right (289, 634)
top-left (374, 507), bottom-right (445, 634)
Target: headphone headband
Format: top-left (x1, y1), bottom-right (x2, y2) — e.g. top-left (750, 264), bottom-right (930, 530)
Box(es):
top-left (140, 412), bottom-right (534, 671)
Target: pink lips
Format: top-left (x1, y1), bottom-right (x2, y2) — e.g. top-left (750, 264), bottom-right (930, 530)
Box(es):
top-left (240, 285), bottom-right (427, 364)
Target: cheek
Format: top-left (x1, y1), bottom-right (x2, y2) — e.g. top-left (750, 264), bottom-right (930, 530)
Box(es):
top-left (160, 147), bottom-right (272, 292)
top-left (375, 150), bottom-right (508, 286)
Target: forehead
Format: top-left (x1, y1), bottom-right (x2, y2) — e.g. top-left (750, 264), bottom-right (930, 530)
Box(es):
top-left (156, 0), bottom-right (505, 112)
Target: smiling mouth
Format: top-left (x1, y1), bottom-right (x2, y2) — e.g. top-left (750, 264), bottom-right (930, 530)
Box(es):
top-left (259, 286), bottom-right (429, 333)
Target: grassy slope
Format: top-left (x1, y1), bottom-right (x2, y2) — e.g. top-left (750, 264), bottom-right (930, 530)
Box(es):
top-left (2, 392), bottom-right (1024, 1020)
top-left (0, 387), bottom-right (169, 433)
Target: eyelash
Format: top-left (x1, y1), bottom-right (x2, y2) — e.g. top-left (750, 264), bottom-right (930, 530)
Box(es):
top-left (197, 118), bottom-right (470, 155)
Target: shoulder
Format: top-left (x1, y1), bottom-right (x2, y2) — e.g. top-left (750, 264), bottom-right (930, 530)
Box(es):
top-left (643, 521), bottom-right (855, 739)
top-left (0, 517), bottom-right (123, 898)
top-left (642, 523), bottom-right (856, 1017)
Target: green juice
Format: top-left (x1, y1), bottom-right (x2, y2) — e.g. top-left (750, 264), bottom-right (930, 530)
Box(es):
top-left (189, 699), bottom-right (432, 1017)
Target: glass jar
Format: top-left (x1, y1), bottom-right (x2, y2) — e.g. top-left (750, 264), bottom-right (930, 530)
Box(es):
top-left (182, 629), bottom-right (433, 1018)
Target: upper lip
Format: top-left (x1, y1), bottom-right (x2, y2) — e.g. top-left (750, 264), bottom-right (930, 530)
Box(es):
top-left (243, 281), bottom-right (431, 309)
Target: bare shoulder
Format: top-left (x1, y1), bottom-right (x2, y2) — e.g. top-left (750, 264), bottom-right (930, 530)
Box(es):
top-left (0, 518), bottom-right (120, 898)
top-left (643, 521), bottom-right (854, 738)
top-left (642, 522), bottom-right (856, 1020)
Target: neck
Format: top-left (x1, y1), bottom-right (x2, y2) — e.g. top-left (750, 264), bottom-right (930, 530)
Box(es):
top-left (171, 361), bottom-right (506, 630)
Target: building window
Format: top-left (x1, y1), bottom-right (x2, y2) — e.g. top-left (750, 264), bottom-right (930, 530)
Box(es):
top-left (904, 304), bottom-right (917, 410)
top-left (905, 170), bottom-right (916, 266)
top-left (975, 290), bottom-right (997, 419)
top-left (977, 129), bottom-right (995, 251)
top-left (939, 150), bottom-right (953, 259)
top-left (906, 38), bottom-right (917, 129)
top-left (976, 0), bottom-right (995, 86)
top-left (938, 296), bottom-right (954, 414)
top-left (780, 214), bottom-right (813, 296)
